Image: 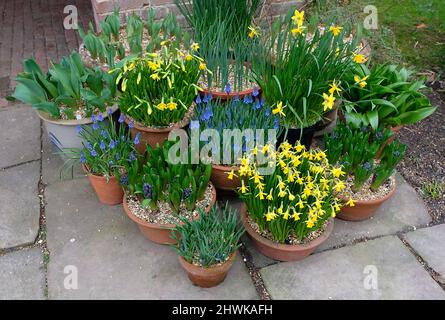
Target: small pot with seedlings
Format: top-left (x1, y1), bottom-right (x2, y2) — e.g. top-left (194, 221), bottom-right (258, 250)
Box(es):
top-left (64, 113), bottom-right (138, 205)
top-left (190, 94), bottom-right (281, 191)
top-left (120, 141), bottom-right (216, 245)
top-left (172, 204), bottom-right (244, 288)
top-left (324, 123), bottom-right (406, 221)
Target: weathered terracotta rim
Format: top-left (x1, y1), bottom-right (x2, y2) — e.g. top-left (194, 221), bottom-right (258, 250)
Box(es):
top-left (202, 87), bottom-right (258, 99)
top-left (240, 203), bottom-right (334, 251)
top-left (81, 164), bottom-right (116, 180)
top-left (179, 251), bottom-right (236, 271)
top-left (211, 163), bottom-right (240, 171)
top-left (123, 103), bottom-right (195, 132)
top-left (36, 104), bottom-right (118, 126)
top-left (123, 182), bottom-right (217, 230)
top-left (338, 178), bottom-right (397, 205)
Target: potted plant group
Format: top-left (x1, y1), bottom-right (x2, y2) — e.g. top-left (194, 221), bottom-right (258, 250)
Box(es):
top-left (237, 141), bottom-right (343, 261)
top-left (172, 204), bottom-right (244, 288)
top-left (64, 112), bottom-right (138, 205)
top-left (253, 9), bottom-right (359, 148)
top-left (191, 93), bottom-right (280, 190)
top-left (324, 123), bottom-right (407, 221)
top-left (79, 9), bottom-right (189, 71)
top-left (114, 44), bottom-right (209, 153)
top-left (10, 52), bottom-right (117, 152)
top-left (120, 141), bottom-right (216, 244)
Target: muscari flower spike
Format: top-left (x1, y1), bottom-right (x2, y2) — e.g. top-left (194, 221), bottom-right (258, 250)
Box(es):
top-left (253, 87), bottom-right (259, 97)
top-left (195, 95), bottom-right (202, 104)
top-left (80, 153), bottom-right (85, 164)
top-left (182, 187), bottom-right (192, 199)
top-left (100, 140), bottom-right (106, 150)
top-left (225, 83), bottom-right (231, 94)
top-left (98, 114), bottom-right (103, 122)
top-left (120, 174), bottom-right (128, 186)
top-left (129, 122), bottom-right (134, 129)
top-left (101, 130), bottom-right (107, 138)
top-left (93, 122), bottom-right (99, 130)
top-left (134, 133), bottom-right (140, 145)
top-left (118, 114), bottom-right (125, 123)
top-left (129, 152), bottom-right (136, 162)
top-left (109, 141), bottom-right (115, 149)
top-left (143, 183), bottom-right (153, 199)
top-left (107, 108), bottom-right (113, 116)
top-left (91, 149), bottom-right (97, 157)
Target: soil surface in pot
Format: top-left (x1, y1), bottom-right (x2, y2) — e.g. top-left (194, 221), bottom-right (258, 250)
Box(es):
top-left (339, 174), bottom-right (396, 201)
top-left (125, 184), bottom-right (215, 225)
top-left (246, 214), bottom-right (328, 246)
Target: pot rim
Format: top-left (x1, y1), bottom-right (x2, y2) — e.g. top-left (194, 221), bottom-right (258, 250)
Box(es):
top-left (123, 103), bottom-right (194, 133)
top-left (81, 164), bottom-right (117, 180)
top-left (123, 182), bottom-right (217, 230)
top-left (211, 163), bottom-right (241, 171)
top-left (240, 203), bottom-right (334, 251)
top-left (36, 104), bottom-right (118, 126)
top-left (178, 251), bottom-right (236, 271)
top-left (201, 86), bottom-right (258, 98)
top-left (338, 178), bottom-right (397, 206)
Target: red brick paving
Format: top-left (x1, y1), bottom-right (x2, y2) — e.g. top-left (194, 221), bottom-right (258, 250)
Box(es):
top-left (0, 0), bottom-right (94, 98)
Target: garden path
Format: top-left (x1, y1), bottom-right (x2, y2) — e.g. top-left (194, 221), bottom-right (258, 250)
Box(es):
top-left (1, 0), bottom-right (444, 300)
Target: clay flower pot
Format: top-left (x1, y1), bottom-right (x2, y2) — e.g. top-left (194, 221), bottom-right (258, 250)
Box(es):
top-left (122, 183), bottom-right (217, 245)
top-left (240, 204), bottom-right (334, 261)
top-left (82, 165), bottom-right (123, 206)
top-left (124, 105), bottom-right (194, 154)
top-left (201, 87), bottom-right (259, 102)
top-left (210, 164), bottom-right (241, 191)
top-left (179, 252), bottom-right (236, 288)
top-left (337, 182), bottom-right (397, 221)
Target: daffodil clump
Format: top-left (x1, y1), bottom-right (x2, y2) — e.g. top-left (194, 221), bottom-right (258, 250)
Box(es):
top-left (236, 142), bottom-right (345, 243)
top-left (114, 44), bottom-right (208, 128)
top-left (253, 8), bottom-right (362, 128)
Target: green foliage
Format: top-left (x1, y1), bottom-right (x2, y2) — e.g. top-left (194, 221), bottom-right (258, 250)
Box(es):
top-left (63, 112), bottom-right (137, 180)
top-left (171, 203), bottom-right (244, 268)
top-left (10, 52), bottom-right (116, 119)
top-left (121, 141), bottom-right (212, 213)
top-left (126, 13), bottom-right (144, 55)
top-left (253, 10), bottom-right (359, 128)
top-left (175, 0), bottom-right (263, 47)
top-left (324, 122), bottom-right (406, 191)
top-left (342, 63), bottom-right (436, 129)
top-left (191, 95), bottom-right (281, 164)
top-left (115, 45), bottom-right (206, 127)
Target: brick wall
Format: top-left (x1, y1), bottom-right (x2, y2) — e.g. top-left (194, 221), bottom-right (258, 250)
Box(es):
top-left (91, 0), bottom-right (306, 31)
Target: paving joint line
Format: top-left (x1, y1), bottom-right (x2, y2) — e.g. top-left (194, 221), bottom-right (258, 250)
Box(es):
top-left (398, 234), bottom-right (445, 291)
top-left (238, 241), bottom-right (271, 300)
top-left (0, 158), bottom-right (41, 171)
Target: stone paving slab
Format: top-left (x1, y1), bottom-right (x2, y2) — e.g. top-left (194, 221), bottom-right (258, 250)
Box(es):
top-left (0, 161), bottom-right (40, 249)
top-left (260, 236), bottom-right (445, 300)
top-left (238, 174), bottom-right (432, 269)
top-left (0, 105), bottom-right (40, 169)
top-left (0, 247), bottom-right (45, 300)
top-left (46, 178), bottom-right (258, 300)
top-left (404, 224), bottom-right (445, 276)
top-left (41, 127), bottom-right (84, 186)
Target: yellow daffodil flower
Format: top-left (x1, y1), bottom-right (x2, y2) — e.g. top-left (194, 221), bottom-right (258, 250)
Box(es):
top-left (291, 9), bottom-right (305, 26)
top-left (167, 101), bottom-right (177, 111)
top-left (150, 73), bottom-right (160, 81)
top-left (257, 190), bottom-right (266, 200)
top-left (306, 219), bottom-right (315, 228)
top-left (248, 26), bottom-right (259, 39)
top-left (329, 80), bottom-right (342, 96)
top-left (354, 75), bottom-right (369, 88)
top-left (191, 42), bottom-right (200, 51)
top-left (266, 189), bottom-right (273, 201)
top-left (238, 180), bottom-right (249, 194)
top-left (226, 170), bottom-right (237, 180)
top-left (185, 54), bottom-right (193, 61)
top-left (291, 26), bottom-right (305, 36)
top-left (331, 167), bottom-right (345, 178)
top-left (346, 198), bottom-right (356, 207)
top-left (265, 208), bottom-right (277, 222)
top-left (272, 101), bottom-right (286, 117)
top-left (288, 190), bottom-right (296, 201)
top-left (353, 53), bottom-right (367, 64)
top-left (334, 181), bottom-right (346, 192)
top-left (199, 62), bottom-right (207, 70)
top-left (291, 209), bottom-right (301, 221)
top-left (322, 92), bottom-right (336, 111)
top-left (156, 102), bottom-right (166, 111)
top-left (329, 25), bottom-right (343, 37)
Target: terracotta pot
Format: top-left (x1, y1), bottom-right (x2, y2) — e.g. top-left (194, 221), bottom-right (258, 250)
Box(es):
top-left (337, 182), bottom-right (397, 221)
top-left (124, 106), bottom-right (194, 154)
top-left (201, 87), bottom-right (259, 102)
top-left (375, 125), bottom-right (404, 158)
top-left (122, 183), bottom-right (217, 245)
top-left (82, 165), bottom-right (124, 205)
top-left (179, 252), bottom-right (236, 288)
top-left (240, 204), bottom-right (334, 261)
top-left (210, 164), bottom-right (241, 191)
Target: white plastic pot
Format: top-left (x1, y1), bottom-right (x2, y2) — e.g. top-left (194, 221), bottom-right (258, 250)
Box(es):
top-left (37, 105), bottom-right (118, 153)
